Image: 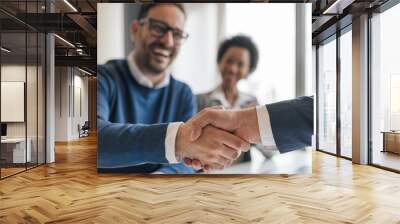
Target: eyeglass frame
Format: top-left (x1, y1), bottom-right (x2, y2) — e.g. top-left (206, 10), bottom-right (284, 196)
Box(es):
top-left (138, 18), bottom-right (189, 45)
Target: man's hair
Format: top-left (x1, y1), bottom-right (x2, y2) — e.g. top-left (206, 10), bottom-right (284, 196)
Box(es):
top-left (217, 35), bottom-right (259, 75)
top-left (137, 3), bottom-right (186, 20)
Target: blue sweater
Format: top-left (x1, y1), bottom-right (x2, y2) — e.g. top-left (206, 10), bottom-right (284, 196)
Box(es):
top-left (97, 59), bottom-right (197, 174)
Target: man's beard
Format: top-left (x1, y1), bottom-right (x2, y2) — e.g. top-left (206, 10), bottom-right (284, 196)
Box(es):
top-left (142, 43), bottom-right (174, 75)
top-left (143, 58), bottom-right (164, 75)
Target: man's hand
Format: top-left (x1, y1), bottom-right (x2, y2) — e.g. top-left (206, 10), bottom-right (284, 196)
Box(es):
top-left (190, 107), bottom-right (261, 144)
top-left (175, 122), bottom-right (250, 170)
top-left (184, 107), bottom-right (262, 171)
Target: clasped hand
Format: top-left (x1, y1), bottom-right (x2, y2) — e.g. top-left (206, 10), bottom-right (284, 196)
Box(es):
top-left (175, 107), bottom-right (261, 171)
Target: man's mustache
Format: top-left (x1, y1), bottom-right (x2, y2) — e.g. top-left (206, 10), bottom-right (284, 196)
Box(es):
top-left (149, 43), bottom-right (173, 53)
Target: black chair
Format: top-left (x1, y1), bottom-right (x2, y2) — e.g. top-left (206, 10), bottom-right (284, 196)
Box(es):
top-left (78, 121), bottom-right (90, 138)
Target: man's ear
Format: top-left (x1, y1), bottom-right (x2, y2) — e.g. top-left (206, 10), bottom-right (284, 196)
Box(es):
top-left (130, 20), bottom-right (139, 43)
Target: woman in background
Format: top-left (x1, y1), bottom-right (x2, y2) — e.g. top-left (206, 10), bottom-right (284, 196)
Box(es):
top-left (197, 35), bottom-right (259, 110)
top-left (197, 35), bottom-right (260, 163)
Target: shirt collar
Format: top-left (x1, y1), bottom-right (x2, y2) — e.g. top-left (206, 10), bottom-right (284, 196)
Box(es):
top-left (209, 85), bottom-right (234, 109)
top-left (209, 85), bottom-right (249, 109)
top-left (127, 51), bottom-right (171, 89)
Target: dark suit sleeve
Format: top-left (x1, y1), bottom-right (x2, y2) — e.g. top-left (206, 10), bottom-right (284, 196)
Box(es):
top-left (266, 96), bottom-right (314, 153)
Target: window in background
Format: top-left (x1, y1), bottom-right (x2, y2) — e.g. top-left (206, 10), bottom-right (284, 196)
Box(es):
top-left (339, 29), bottom-right (352, 158)
top-left (371, 2), bottom-right (400, 171)
top-left (225, 4), bottom-right (296, 104)
top-left (317, 37), bottom-right (337, 155)
top-left (390, 74), bottom-right (400, 130)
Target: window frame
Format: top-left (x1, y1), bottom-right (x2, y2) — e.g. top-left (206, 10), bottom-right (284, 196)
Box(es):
top-left (315, 24), bottom-right (352, 161)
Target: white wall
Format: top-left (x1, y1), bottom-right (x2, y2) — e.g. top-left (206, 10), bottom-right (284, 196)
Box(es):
top-left (54, 67), bottom-right (89, 141)
top-left (1, 82), bottom-right (24, 122)
top-left (1, 66), bottom-right (26, 140)
top-left (301, 4), bottom-right (313, 97)
top-left (172, 4), bottom-right (221, 94)
top-left (1, 65), bottom-right (32, 138)
top-left (1, 64), bottom-right (46, 163)
top-left (225, 4), bottom-right (297, 105)
top-left (97, 3), bottom-right (125, 64)
top-left (55, 67), bottom-right (70, 141)
top-left (72, 74), bottom-right (89, 138)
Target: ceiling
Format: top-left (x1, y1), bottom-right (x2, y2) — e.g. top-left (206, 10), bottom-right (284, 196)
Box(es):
top-left (0, 0), bottom-right (98, 74)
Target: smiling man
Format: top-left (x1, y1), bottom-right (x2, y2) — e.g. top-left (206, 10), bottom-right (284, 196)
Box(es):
top-left (97, 4), bottom-right (250, 174)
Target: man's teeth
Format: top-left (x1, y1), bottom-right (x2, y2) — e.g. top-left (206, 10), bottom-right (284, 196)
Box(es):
top-left (153, 48), bottom-right (170, 57)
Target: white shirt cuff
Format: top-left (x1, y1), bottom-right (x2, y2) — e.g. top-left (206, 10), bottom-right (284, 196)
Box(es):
top-left (165, 122), bottom-right (183, 164)
top-left (256, 105), bottom-right (277, 147)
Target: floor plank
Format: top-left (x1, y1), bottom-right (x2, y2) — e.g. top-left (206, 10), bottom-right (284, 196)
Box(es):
top-left (1, 135), bottom-right (400, 223)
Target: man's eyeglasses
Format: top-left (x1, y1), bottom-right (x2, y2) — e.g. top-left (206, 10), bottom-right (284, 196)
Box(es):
top-left (139, 18), bottom-right (189, 45)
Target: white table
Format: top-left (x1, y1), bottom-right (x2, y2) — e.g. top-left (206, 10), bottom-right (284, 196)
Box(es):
top-left (207, 147), bottom-right (312, 174)
top-left (1, 138), bottom-right (31, 163)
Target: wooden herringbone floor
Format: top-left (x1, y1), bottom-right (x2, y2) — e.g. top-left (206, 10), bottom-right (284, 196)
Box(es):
top-left (1, 135), bottom-right (400, 224)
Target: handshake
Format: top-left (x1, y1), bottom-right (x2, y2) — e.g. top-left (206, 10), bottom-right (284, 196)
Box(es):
top-left (175, 106), bottom-right (261, 171)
